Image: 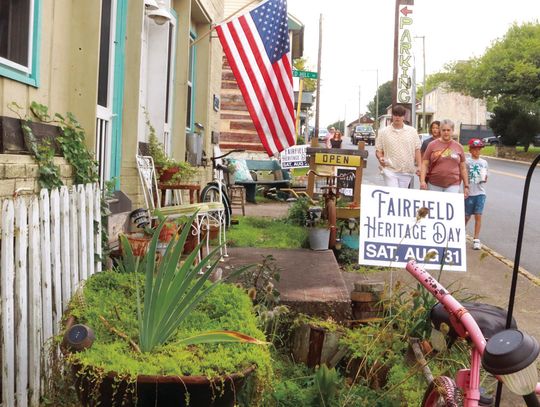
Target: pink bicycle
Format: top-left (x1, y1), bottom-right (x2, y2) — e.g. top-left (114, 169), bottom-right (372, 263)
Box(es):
top-left (406, 259), bottom-right (540, 407)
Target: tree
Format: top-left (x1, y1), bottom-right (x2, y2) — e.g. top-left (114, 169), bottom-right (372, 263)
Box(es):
top-left (436, 22), bottom-right (540, 147)
top-left (367, 81), bottom-right (393, 119)
top-left (327, 120), bottom-right (345, 133)
top-left (293, 57), bottom-right (317, 92)
top-left (489, 101), bottom-right (540, 151)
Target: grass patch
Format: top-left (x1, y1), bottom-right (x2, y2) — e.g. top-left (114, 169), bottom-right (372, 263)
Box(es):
top-left (227, 217), bottom-right (308, 249)
top-left (479, 145), bottom-right (540, 160)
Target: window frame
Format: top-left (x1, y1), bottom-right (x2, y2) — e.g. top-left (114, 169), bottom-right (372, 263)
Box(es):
top-left (185, 29), bottom-right (196, 131)
top-left (0, 0), bottom-right (41, 87)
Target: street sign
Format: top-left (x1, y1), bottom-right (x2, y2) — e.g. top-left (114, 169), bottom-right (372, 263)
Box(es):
top-left (314, 152), bottom-right (362, 167)
top-left (292, 69), bottom-right (318, 79)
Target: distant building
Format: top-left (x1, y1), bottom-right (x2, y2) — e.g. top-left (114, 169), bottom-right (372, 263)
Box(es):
top-left (378, 86), bottom-right (487, 139)
top-left (419, 87), bottom-right (487, 137)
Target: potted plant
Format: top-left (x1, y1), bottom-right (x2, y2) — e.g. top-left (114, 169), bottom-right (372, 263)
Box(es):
top-left (147, 118), bottom-right (197, 183)
top-left (64, 212), bottom-right (271, 406)
top-left (306, 206), bottom-right (330, 251)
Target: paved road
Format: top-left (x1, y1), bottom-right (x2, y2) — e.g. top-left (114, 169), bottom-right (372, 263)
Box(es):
top-left (341, 136), bottom-right (540, 275)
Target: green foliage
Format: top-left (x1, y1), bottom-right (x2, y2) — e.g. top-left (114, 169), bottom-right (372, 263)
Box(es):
top-left (119, 213), bottom-right (258, 352)
top-left (293, 57), bottom-right (317, 92)
top-left (367, 80), bottom-right (393, 120)
top-left (327, 119), bottom-right (345, 133)
top-left (146, 114), bottom-right (197, 182)
top-left (285, 196), bottom-right (311, 226)
top-left (66, 271), bottom-right (273, 381)
top-left (489, 100), bottom-right (540, 150)
top-left (240, 255), bottom-right (289, 343)
top-left (227, 217), bottom-right (309, 249)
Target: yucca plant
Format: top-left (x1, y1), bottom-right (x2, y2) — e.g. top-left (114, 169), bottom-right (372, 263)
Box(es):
top-left (119, 212), bottom-right (265, 353)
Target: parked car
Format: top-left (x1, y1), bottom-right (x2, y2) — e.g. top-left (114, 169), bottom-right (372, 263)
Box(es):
top-left (482, 136), bottom-right (501, 145)
top-left (351, 125), bottom-right (376, 145)
top-left (318, 128), bottom-right (330, 143)
top-left (534, 134), bottom-right (540, 147)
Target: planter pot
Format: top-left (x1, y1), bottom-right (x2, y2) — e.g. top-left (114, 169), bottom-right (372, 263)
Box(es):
top-left (158, 222), bottom-right (178, 243)
top-left (72, 363), bottom-right (255, 407)
top-left (156, 166), bottom-right (180, 182)
top-left (121, 233), bottom-right (151, 257)
top-left (308, 228), bottom-right (330, 251)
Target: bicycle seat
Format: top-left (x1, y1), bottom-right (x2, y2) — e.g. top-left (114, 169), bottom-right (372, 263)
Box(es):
top-left (430, 302), bottom-right (517, 342)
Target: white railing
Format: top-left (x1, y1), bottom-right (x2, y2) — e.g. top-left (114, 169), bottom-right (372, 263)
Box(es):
top-left (0, 183), bottom-right (102, 407)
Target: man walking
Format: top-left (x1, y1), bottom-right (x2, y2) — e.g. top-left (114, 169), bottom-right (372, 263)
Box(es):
top-left (375, 105), bottom-right (421, 188)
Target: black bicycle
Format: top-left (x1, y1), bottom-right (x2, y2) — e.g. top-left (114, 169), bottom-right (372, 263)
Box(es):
top-left (200, 149), bottom-right (244, 228)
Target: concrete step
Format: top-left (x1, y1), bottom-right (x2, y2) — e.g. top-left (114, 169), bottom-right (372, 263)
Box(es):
top-left (224, 247), bottom-right (352, 321)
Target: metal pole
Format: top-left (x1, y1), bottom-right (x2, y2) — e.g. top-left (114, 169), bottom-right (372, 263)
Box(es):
top-left (308, 13), bottom-right (323, 198)
top-left (421, 36), bottom-right (426, 131)
top-left (295, 78), bottom-right (304, 142)
top-left (414, 35), bottom-right (427, 131)
top-left (313, 13), bottom-right (323, 144)
top-left (375, 69), bottom-right (379, 130)
top-left (494, 153), bottom-right (540, 407)
top-left (358, 86), bottom-right (361, 124)
top-left (411, 65), bottom-right (416, 128)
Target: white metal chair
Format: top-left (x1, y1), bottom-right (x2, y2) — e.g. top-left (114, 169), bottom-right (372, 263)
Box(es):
top-left (135, 155), bottom-right (227, 259)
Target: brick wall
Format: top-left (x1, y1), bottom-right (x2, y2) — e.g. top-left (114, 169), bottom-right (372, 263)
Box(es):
top-left (0, 154), bottom-right (73, 198)
top-left (219, 56), bottom-right (267, 154)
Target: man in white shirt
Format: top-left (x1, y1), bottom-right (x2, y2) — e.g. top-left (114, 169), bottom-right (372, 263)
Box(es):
top-left (375, 105), bottom-right (421, 188)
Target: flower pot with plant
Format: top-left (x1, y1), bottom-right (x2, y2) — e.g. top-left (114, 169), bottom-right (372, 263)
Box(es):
top-left (306, 207), bottom-right (330, 251)
top-left (147, 119), bottom-right (197, 183)
top-left (62, 213), bottom-right (271, 406)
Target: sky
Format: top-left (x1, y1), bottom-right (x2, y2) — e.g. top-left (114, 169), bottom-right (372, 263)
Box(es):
top-left (287, 0), bottom-right (540, 128)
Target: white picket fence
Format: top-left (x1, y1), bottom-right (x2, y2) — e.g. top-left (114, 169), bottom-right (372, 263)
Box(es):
top-left (0, 183), bottom-right (102, 407)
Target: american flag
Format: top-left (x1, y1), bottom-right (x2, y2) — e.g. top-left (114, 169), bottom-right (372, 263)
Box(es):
top-left (216, 0), bottom-right (296, 156)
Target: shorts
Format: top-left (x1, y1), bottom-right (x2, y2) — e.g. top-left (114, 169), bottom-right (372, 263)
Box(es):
top-left (465, 194), bottom-right (486, 216)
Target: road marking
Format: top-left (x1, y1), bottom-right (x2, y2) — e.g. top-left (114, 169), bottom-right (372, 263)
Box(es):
top-left (490, 169), bottom-right (526, 180)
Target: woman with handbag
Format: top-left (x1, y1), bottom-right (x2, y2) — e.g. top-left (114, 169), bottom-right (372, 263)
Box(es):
top-left (419, 119), bottom-right (469, 197)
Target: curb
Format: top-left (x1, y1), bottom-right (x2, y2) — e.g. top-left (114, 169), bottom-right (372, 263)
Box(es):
top-left (479, 153), bottom-right (539, 166)
top-left (466, 235), bottom-right (540, 286)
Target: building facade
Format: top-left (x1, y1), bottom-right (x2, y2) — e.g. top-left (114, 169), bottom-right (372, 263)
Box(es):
top-left (0, 0), bottom-right (225, 205)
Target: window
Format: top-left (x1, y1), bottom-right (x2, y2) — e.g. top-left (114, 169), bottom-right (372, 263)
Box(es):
top-left (186, 31), bottom-right (196, 130)
top-left (0, 0), bottom-right (40, 86)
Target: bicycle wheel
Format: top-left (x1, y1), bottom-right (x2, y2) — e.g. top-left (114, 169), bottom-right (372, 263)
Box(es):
top-left (422, 376), bottom-right (461, 407)
top-left (201, 183), bottom-right (231, 228)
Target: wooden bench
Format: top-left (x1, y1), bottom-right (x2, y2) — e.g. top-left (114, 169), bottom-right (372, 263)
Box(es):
top-left (235, 159), bottom-right (291, 203)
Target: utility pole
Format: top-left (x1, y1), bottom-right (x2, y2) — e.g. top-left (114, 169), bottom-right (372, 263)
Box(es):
top-left (313, 13), bottom-right (323, 146)
top-left (358, 85), bottom-right (361, 125)
top-left (308, 13), bottom-right (323, 198)
top-left (375, 69), bottom-right (379, 130)
top-left (415, 35), bottom-right (426, 132)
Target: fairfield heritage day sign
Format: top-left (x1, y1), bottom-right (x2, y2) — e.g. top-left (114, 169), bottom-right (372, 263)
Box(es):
top-left (359, 185), bottom-right (467, 272)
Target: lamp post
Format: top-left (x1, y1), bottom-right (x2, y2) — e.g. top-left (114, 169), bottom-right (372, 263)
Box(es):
top-left (414, 35), bottom-right (426, 132)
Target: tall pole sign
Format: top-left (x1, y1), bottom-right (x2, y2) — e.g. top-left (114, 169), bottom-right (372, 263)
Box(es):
top-left (392, 0), bottom-right (414, 110)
